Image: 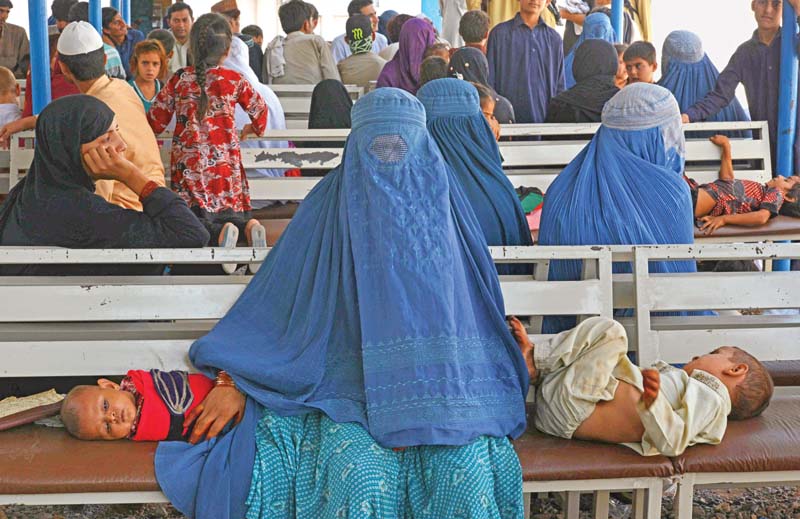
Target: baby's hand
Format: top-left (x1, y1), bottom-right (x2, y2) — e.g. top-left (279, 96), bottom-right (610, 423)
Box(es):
top-left (641, 369), bottom-right (660, 409)
top-left (508, 316), bottom-right (536, 382)
top-left (709, 134), bottom-right (731, 149)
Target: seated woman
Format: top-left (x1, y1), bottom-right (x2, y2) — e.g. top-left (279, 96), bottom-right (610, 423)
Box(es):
top-left (418, 78), bottom-right (532, 274)
top-left (563, 12), bottom-right (617, 89)
top-left (546, 39), bottom-right (620, 124)
top-left (0, 95), bottom-right (209, 276)
top-left (658, 30), bottom-right (750, 138)
top-left (449, 47), bottom-right (516, 124)
top-left (376, 18), bottom-right (435, 95)
top-left (155, 88), bottom-right (529, 519)
top-left (539, 83), bottom-right (698, 332)
top-left (296, 79), bottom-right (354, 177)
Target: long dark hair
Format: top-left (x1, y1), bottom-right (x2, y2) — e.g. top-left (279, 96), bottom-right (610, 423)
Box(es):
top-left (189, 13), bottom-right (231, 117)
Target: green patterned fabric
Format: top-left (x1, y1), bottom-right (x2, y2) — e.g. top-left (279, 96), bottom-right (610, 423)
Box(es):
top-left (246, 409), bottom-right (523, 519)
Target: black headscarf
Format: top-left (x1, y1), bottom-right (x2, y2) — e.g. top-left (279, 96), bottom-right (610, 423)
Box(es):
top-left (548, 39), bottom-right (619, 121)
top-left (0, 95), bottom-right (116, 246)
top-left (300, 80), bottom-right (353, 176)
top-left (308, 79), bottom-right (353, 130)
top-left (449, 47), bottom-right (516, 124)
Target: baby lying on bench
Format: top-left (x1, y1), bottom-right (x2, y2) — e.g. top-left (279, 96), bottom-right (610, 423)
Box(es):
top-left (60, 369), bottom-right (218, 441)
top-left (686, 135), bottom-right (800, 235)
top-left (509, 316), bottom-right (773, 456)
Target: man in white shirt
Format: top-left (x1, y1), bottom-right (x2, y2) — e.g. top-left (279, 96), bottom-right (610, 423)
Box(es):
top-left (167, 2), bottom-right (193, 74)
top-left (331, 0), bottom-right (388, 63)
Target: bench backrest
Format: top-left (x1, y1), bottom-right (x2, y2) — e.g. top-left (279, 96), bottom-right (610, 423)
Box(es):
top-left (0, 245), bottom-right (613, 377)
top-left (633, 243), bottom-right (800, 366)
top-left (269, 84), bottom-right (363, 129)
top-left (2, 121), bottom-right (771, 200)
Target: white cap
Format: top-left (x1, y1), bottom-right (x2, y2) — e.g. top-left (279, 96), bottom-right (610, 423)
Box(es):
top-left (57, 21), bottom-right (104, 56)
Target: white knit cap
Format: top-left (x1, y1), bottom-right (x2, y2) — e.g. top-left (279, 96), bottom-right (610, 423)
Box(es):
top-left (57, 21), bottom-right (104, 56)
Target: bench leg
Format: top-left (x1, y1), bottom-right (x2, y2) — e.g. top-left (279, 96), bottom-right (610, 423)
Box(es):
top-left (632, 488), bottom-right (645, 519)
top-left (592, 490), bottom-right (610, 519)
top-left (564, 491), bottom-right (581, 519)
top-left (523, 491), bottom-right (531, 519)
top-left (645, 480), bottom-right (663, 519)
top-left (674, 474), bottom-right (696, 519)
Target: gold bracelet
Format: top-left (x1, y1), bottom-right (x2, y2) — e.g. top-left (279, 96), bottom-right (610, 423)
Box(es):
top-left (214, 370), bottom-right (236, 388)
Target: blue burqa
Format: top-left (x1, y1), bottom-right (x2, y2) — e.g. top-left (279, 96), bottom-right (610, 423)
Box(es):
top-left (564, 12), bottom-right (617, 89)
top-left (657, 30), bottom-right (750, 136)
top-left (539, 83), bottom-right (697, 333)
top-left (155, 88), bottom-right (529, 519)
top-left (418, 78), bottom-right (533, 275)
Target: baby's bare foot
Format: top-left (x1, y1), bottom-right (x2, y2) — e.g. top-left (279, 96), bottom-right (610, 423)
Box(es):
top-left (508, 316), bottom-right (536, 383)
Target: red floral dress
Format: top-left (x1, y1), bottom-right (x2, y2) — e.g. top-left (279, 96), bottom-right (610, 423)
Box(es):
top-left (147, 66), bottom-right (268, 213)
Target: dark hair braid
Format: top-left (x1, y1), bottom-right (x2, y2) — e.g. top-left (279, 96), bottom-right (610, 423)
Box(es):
top-left (189, 13), bottom-right (232, 118)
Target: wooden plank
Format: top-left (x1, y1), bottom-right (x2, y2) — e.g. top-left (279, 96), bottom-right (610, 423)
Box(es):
top-left (502, 279), bottom-right (609, 316)
top-left (653, 327), bottom-right (800, 364)
top-left (0, 247), bottom-right (268, 264)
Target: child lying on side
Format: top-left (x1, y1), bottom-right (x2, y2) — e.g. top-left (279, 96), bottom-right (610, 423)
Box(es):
top-left (687, 135), bottom-right (800, 235)
top-left (60, 369), bottom-right (225, 441)
top-left (509, 316), bottom-right (773, 456)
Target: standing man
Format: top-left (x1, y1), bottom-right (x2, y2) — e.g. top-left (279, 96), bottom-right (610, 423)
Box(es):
top-left (683, 0), bottom-right (800, 176)
top-left (102, 6), bottom-right (144, 79)
top-left (441, 0), bottom-right (482, 47)
top-left (331, 0), bottom-right (389, 63)
top-left (487, 0), bottom-right (564, 123)
top-left (211, 0), bottom-right (264, 82)
top-left (167, 2), bottom-right (193, 75)
top-left (0, 0), bottom-right (28, 79)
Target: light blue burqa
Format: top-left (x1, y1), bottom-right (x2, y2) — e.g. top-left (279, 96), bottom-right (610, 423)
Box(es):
top-left (564, 13), bottom-right (617, 89)
top-left (539, 83), bottom-right (698, 332)
top-left (155, 88), bottom-right (528, 519)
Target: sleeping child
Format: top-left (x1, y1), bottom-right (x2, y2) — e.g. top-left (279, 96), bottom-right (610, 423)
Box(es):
top-left (687, 135), bottom-right (800, 235)
top-left (509, 316), bottom-right (773, 456)
top-left (60, 369), bottom-right (229, 441)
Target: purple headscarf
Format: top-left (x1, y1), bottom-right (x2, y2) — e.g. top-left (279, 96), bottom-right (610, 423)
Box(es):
top-left (376, 18), bottom-right (436, 95)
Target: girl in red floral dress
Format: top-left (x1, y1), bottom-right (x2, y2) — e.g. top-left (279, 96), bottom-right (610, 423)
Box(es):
top-left (147, 13), bottom-right (268, 272)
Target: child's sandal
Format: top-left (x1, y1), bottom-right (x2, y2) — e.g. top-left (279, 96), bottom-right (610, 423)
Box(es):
top-left (219, 222), bottom-right (239, 275)
top-left (248, 223), bottom-right (267, 274)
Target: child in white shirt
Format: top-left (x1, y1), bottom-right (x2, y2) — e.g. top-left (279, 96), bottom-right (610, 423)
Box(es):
top-left (509, 316), bottom-right (774, 456)
top-left (0, 66), bottom-right (21, 127)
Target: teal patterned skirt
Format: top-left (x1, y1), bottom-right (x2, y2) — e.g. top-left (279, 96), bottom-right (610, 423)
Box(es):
top-left (246, 409), bottom-right (523, 519)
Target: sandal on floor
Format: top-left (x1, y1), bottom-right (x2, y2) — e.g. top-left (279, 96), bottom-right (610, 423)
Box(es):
top-left (219, 222), bottom-right (239, 275)
top-left (248, 223), bottom-right (267, 274)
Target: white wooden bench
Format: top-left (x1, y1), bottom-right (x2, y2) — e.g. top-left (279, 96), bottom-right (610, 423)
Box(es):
top-left (269, 83), bottom-right (363, 129)
top-left (0, 245), bottom-right (675, 519)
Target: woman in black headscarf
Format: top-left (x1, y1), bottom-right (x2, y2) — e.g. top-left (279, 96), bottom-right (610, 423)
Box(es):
top-left (546, 39), bottom-right (620, 124)
top-left (0, 95), bottom-right (209, 275)
top-left (299, 79), bottom-right (353, 177)
top-left (448, 47), bottom-right (516, 125)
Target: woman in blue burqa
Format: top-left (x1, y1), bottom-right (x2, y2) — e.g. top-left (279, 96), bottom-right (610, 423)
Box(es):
top-left (563, 12), bottom-right (617, 90)
top-left (657, 30), bottom-right (750, 138)
top-left (417, 78), bottom-right (532, 275)
top-left (155, 88), bottom-right (530, 519)
top-left (538, 83), bottom-right (697, 333)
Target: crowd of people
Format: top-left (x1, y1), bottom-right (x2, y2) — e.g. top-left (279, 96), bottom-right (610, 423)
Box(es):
top-left (0, 0), bottom-right (798, 517)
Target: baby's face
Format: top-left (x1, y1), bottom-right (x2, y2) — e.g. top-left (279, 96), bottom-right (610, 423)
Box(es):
top-left (683, 347), bottom-right (737, 379)
top-left (71, 385), bottom-right (137, 440)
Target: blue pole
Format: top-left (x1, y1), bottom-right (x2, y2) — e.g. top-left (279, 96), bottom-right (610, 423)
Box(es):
top-left (111, 0), bottom-right (121, 14)
top-left (611, 0), bottom-right (624, 43)
top-left (420, 0), bottom-right (442, 32)
top-left (28, 0), bottom-right (51, 115)
top-left (88, 0), bottom-right (102, 34)
top-left (775, 0), bottom-right (798, 272)
top-left (122, 0), bottom-right (131, 26)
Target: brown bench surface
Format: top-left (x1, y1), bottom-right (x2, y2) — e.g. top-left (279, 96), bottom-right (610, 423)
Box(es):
top-left (765, 360), bottom-right (800, 387)
top-left (694, 215), bottom-right (800, 239)
top-left (0, 425), bottom-right (159, 495)
top-left (673, 395), bottom-right (800, 474)
top-left (2, 397), bottom-right (798, 495)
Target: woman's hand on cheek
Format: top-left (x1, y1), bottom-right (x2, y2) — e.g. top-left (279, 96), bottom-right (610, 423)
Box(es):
top-left (83, 145), bottom-right (134, 181)
top-left (184, 386), bottom-right (246, 444)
